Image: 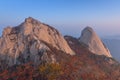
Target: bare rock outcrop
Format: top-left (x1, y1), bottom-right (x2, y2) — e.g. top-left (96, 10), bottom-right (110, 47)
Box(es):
top-left (79, 27), bottom-right (112, 57)
top-left (0, 17), bottom-right (75, 67)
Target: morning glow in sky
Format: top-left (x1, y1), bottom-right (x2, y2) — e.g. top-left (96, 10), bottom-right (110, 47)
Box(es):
top-left (0, 0), bottom-right (120, 37)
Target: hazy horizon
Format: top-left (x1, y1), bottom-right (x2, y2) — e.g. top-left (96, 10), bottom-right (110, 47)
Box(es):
top-left (0, 0), bottom-right (120, 37)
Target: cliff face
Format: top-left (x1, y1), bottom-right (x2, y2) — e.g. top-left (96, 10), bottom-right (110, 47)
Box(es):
top-left (0, 17), bottom-right (74, 66)
top-left (79, 27), bottom-right (112, 57)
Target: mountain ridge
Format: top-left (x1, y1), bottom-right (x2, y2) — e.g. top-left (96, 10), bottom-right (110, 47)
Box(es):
top-left (0, 17), bottom-right (75, 67)
top-left (0, 17), bottom-right (120, 80)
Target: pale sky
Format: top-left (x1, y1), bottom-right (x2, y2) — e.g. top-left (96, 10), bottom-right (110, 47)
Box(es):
top-left (0, 0), bottom-right (120, 37)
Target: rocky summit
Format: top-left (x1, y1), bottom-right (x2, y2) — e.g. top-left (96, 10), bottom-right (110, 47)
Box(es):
top-left (0, 18), bottom-right (120, 80)
top-left (0, 17), bottom-right (74, 67)
top-left (79, 27), bottom-right (112, 57)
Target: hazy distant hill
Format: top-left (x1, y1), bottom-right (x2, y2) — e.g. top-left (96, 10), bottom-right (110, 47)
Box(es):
top-left (103, 39), bottom-right (120, 61)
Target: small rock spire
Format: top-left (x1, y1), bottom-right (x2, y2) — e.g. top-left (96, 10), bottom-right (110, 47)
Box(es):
top-left (25, 17), bottom-right (41, 24)
top-left (25, 17), bottom-right (33, 23)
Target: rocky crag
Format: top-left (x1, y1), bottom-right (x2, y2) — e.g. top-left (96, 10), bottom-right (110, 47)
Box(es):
top-left (0, 17), bottom-right (74, 67)
top-left (79, 27), bottom-right (112, 57)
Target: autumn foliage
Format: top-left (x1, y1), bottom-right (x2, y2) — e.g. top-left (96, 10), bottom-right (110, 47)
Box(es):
top-left (39, 63), bottom-right (62, 80)
top-left (0, 36), bottom-right (120, 80)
